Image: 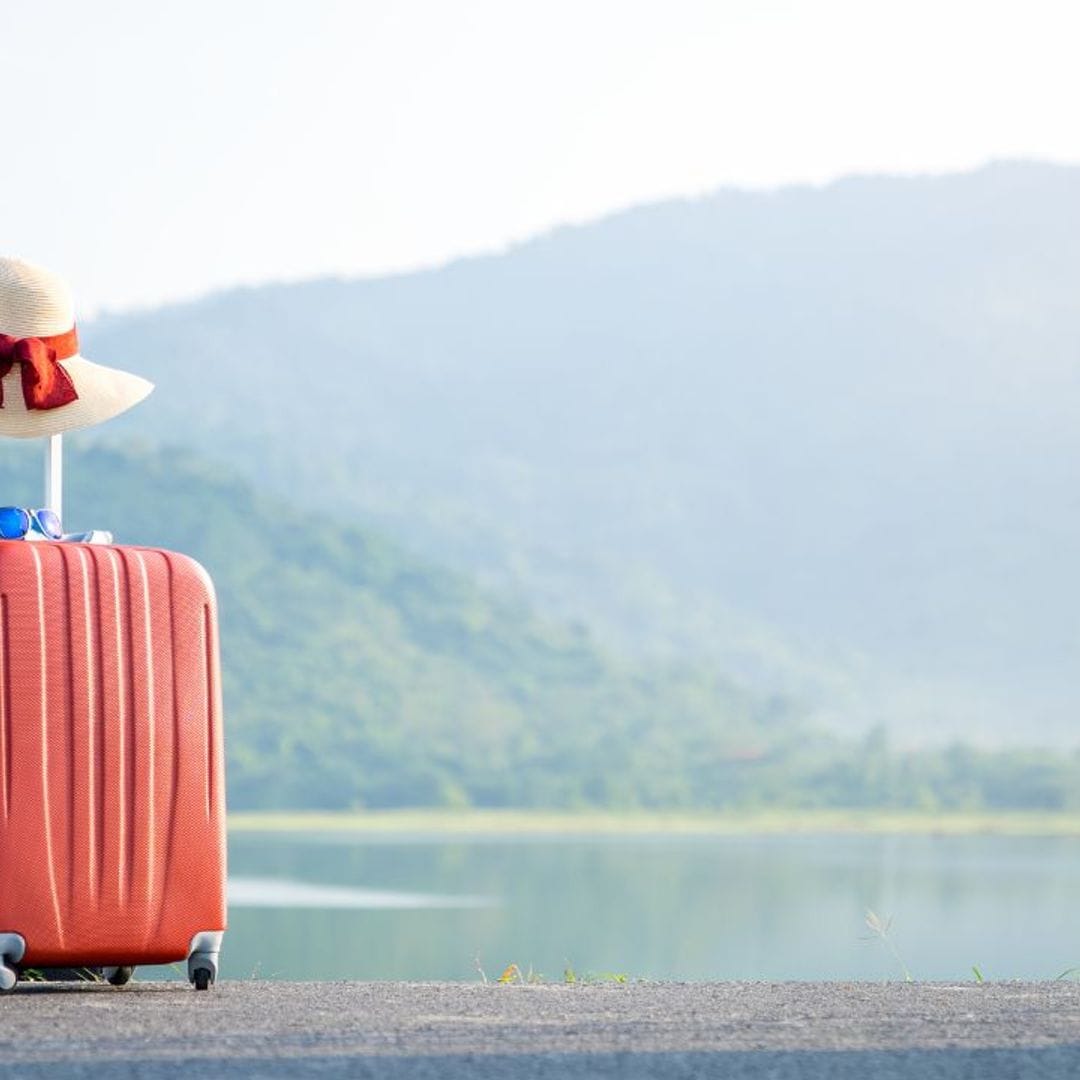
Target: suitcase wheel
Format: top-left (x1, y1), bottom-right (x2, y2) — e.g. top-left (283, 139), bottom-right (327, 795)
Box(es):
top-left (0, 935), bottom-right (25, 993)
top-left (105, 966), bottom-right (135, 987)
top-left (186, 931), bottom-right (222, 991)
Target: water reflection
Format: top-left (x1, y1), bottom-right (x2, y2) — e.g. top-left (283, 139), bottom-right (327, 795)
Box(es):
top-left (228, 876), bottom-right (496, 910)
top-left (221, 832), bottom-right (1080, 982)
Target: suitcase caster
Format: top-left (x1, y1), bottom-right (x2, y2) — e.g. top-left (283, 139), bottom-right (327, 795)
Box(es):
top-left (0, 934), bottom-right (25, 994)
top-left (104, 966), bottom-right (135, 986)
top-left (187, 931), bottom-right (223, 991)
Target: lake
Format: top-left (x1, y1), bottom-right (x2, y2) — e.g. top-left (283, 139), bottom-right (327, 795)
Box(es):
top-left (220, 831), bottom-right (1080, 982)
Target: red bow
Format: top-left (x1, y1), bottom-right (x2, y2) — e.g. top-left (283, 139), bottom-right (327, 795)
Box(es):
top-left (0, 326), bottom-right (79, 411)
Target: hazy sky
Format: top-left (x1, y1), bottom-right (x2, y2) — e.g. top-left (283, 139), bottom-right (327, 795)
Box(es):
top-left (4, 0), bottom-right (1078, 313)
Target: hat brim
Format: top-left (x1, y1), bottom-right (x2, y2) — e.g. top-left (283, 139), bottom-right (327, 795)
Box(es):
top-left (0, 354), bottom-right (153, 439)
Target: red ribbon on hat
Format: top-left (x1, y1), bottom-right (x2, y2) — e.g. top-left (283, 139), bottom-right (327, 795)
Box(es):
top-left (0, 326), bottom-right (79, 410)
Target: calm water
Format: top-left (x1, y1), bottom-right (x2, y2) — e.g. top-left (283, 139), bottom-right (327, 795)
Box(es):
top-left (218, 832), bottom-right (1080, 982)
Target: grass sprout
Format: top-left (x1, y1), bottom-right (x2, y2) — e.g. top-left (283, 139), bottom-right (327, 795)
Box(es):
top-left (863, 909), bottom-right (913, 982)
top-left (474, 955), bottom-right (488, 985)
top-left (495, 963), bottom-right (546, 985)
top-left (487, 958), bottom-right (632, 987)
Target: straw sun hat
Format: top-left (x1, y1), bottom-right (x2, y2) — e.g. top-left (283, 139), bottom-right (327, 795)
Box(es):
top-left (0, 257), bottom-right (152, 438)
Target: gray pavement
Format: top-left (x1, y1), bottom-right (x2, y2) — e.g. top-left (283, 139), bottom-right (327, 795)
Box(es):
top-left (0, 980), bottom-right (1078, 1077)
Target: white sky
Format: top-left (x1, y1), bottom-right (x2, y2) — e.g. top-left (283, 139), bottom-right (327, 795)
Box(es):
top-left (3, 0), bottom-right (1079, 313)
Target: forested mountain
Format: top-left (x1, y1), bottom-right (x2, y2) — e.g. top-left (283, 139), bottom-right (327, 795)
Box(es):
top-left (0, 443), bottom-right (802, 809)
top-left (84, 161), bottom-right (1080, 744)
top-left (0, 441), bottom-right (1075, 811)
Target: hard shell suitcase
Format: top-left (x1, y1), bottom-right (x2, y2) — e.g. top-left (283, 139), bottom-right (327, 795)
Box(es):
top-left (0, 539), bottom-right (227, 990)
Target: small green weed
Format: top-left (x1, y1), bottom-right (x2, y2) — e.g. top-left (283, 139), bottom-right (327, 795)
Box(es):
top-left (19, 968), bottom-right (102, 984)
top-left (562, 961), bottom-right (629, 985)
top-left (489, 961), bottom-right (629, 986)
top-left (495, 963), bottom-right (545, 985)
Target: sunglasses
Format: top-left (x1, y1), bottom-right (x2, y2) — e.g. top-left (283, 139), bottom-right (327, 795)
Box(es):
top-left (0, 507), bottom-right (63, 541)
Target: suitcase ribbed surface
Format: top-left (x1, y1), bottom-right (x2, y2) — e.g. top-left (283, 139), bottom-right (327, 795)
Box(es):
top-left (0, 541), bottom-right (226, 966)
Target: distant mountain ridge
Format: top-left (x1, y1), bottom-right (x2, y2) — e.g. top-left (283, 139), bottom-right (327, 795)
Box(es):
top-left (84, 160), bottom-right (1080, 744)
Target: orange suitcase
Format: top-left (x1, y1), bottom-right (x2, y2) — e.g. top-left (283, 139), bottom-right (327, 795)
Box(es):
top-left (0, 540), bottom-right (227, 990)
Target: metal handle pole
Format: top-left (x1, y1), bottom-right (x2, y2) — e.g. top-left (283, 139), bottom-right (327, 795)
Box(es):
top-left (44, 433), bottom-right (63, 521)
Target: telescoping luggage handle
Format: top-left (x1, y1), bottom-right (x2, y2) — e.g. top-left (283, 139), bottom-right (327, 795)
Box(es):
top-left (44, 433), bottom-right (62, 521)
top-left (42, 434), bottom-right (112, 546)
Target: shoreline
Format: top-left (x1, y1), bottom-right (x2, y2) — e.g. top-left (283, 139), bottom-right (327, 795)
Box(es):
top-left (226, 808), bottom-right (1080, 837)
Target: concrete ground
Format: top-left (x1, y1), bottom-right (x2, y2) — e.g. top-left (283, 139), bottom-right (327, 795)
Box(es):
top-left (0, 980), bottom-right (1078, 1077)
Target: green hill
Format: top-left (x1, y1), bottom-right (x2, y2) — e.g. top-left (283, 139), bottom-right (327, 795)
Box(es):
top-left (1, 440), bottom-right (1077, 812)
top-left (0, 441), bottom-right (800, 810)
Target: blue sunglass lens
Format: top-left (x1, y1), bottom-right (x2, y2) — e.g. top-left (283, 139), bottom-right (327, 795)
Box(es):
top-left (35, 509), bottom-right (63, 539)
top-left (0, 507), bottom-right (30, 540)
